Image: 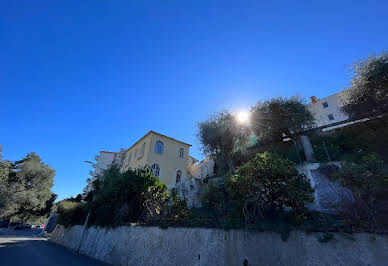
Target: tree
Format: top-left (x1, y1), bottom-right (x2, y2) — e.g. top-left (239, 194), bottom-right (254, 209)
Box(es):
top-left (0, 146), bottom-right (12, 216)
top-left (197, 111), bottom-right (249, 172)
top-left (0, 152), bottom-right (56, 222)
top-left (88, 166), bottom-right (170, 227)
top-left (251, 96), bottom-right (315, 144)
top-left (341, 52), bottom-right (388, 119)
top-left (229, 152), bottom-right (314, 224)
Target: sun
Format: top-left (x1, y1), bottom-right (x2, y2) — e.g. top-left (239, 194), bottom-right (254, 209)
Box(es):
top-left (236, 111), bottom-right (250, 124)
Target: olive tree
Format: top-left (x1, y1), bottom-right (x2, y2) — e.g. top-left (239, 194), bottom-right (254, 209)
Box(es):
top-left (197, 111), bottom-right (249, 172)
top-left (251, 96), bottom-right (314, 144)
top-left (341, 52), bottom-right (388, 119)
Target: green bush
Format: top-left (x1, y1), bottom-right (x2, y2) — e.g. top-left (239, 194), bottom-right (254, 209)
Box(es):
top-left (201, 183), bottom-right (225, 220)
top-left (332, 153), bottom-right (387, 202)
top-left (229, 152), bottom-right (314, 224)
top-left (310, 117), bottom-right (388, 163)
top-left (163, 189), bottom-right (192, 226)
top-left (331, 153), bottom-right (388, 230)
top-left (89, 166), bottom-right (169, 227)
top-left (57, 200), bottom-right (87, 227)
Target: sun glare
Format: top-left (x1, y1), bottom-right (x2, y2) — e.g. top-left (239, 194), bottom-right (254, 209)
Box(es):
top-left (236, 111), bottom-right (250, 124)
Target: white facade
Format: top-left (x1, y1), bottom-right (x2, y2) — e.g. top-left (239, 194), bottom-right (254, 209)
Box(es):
top-left (92, 151), bottom-right (122, 177)
top-left (188, 156), bottom-right (215, 179)
top-left (307, 92), bottom-right (349, 129)
top-left (84, 151), bottom-right (123, 194)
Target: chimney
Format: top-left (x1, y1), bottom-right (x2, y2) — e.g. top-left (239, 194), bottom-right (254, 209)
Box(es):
top-left (310, 96), bottom-right (318, 104)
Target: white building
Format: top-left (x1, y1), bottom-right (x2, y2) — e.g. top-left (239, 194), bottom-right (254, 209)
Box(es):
top-left (83, 151), bottom-right (123, 195)
top-left (307, 92), bottom-right (349, 131)
top-left (91, 151), bottom-right (123, 177)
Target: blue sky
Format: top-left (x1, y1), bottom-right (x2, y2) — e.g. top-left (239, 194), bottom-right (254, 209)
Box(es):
top-left (1, 0), bottom-right (387, 200)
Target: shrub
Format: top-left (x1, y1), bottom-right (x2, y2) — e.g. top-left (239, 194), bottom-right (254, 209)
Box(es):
top-left (201, 183), bottom-right (225, 220)
top-left (332, 153), bottom-right (387, 202)
top-left (89, 166), bottom-right (169, 227)
top-left (57, 200), bottom-right (87, 227)
top-left (331, 153), bottom-right (388, 230)
top-left (163, 189), bottom-right (191, 226)
top-left (229, 152), bottom-right (314, 224)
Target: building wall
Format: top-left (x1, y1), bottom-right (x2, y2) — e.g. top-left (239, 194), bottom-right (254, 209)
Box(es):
top-left (146, 132), bottom-right (191, 188)
top-left (188, 156), bottom-right (215, 179)
top-left (122, 134), bottom-right (152, 170)
top-left (307, 92), bottom-right (348, 128)
top-left (93, 152), bottom-right (118, 176)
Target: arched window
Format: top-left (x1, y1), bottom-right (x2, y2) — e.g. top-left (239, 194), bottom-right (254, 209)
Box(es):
top-left (151, 163), bottom-right (160, 177)
top-left (176, 170), bottom-right (182, 183)
top-left (179, 148), bottom-right (184, 158)
top-left (140, 142), bottom-right (146, 157)
top-left (154, 141), bottom-right (164, 154)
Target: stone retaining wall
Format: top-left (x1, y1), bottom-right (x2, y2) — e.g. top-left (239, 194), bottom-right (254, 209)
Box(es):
top-left (50, 225), bottom-right (388, 266)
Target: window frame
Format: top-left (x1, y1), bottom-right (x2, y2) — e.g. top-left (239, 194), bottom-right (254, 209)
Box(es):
top-left (179, 148), bottom-right (184, 158)
top-left (322, 101), bottom-right (329, 108)
top-left (151, 163), bottom-right (160, 177)
top-left (327, 114), bottom-right (335, 121)
top-left (140, 142), bottom-right (146, 158)
top-left (154, 141), bottom-right (164, 154)
top-left (176, 169), bottom-right (182, 184)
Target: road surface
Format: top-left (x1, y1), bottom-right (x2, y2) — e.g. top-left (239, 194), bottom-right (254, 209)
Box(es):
top-left (0, 229), bottom-right (108, 266)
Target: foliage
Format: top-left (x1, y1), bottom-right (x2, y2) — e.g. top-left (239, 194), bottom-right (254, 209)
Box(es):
top-left (197, 110), bottom-right (249, 171)
top-left (310, 116), bottom-right (388, 163)
top-left (341, 52), bottom-right (388, 119)
top-left (251, 96), bottom-right (315, 144)
top-left (331, 153), bottom-right (387, 202)
top-left (331, 153), bottom-right (388, 230)
top-left (0, 151), bottom-right (56, 222)
top-left (163, 189), bottom-right (191, 226)
top-left (57, 200), bottom-right (88, 227)
top-left (229, 152), bottom-right (314, 224)
top-left (89, 166), bottom-right (169, 227)
top-left (201, 183), bottom-right (225, 220)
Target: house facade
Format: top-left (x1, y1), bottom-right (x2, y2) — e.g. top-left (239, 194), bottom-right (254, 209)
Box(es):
top-left (307, 92), bottom-right (349, 130)
top-left (121, 131), bottom-right (194, 189)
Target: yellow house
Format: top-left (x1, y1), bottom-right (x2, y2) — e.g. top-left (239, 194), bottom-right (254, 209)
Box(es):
top-left (121, 131), bottom-right (195, 188)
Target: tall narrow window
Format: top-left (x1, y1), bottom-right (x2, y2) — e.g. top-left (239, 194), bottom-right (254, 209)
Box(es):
top-left (151, 164), bottom-right (160, 177)
top-left (176, 170), bottom-right (182, 183)
top-left (134, 149), bottom-right (138, 159)
top-left (179, 148), bottom-right (184, 158)
top-left (154, 141), bottom-right (164, 154)
top-left (140, 143), bottom-right (146, 157)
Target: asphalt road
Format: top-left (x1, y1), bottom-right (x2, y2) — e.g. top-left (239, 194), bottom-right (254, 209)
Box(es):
top-left (0, 229), bottom-right (109, 266)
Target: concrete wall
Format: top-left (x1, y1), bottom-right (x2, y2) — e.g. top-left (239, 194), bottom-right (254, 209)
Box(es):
top-left (50, 225), bottom-right (388, 266)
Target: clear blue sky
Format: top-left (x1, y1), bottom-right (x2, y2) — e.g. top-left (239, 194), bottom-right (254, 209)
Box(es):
top-left (1, 0), bottom-right (387, 200)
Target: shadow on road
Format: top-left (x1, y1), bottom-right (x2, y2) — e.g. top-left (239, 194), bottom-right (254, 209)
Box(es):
top-left (0, 230), bottom-right (109, 266)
